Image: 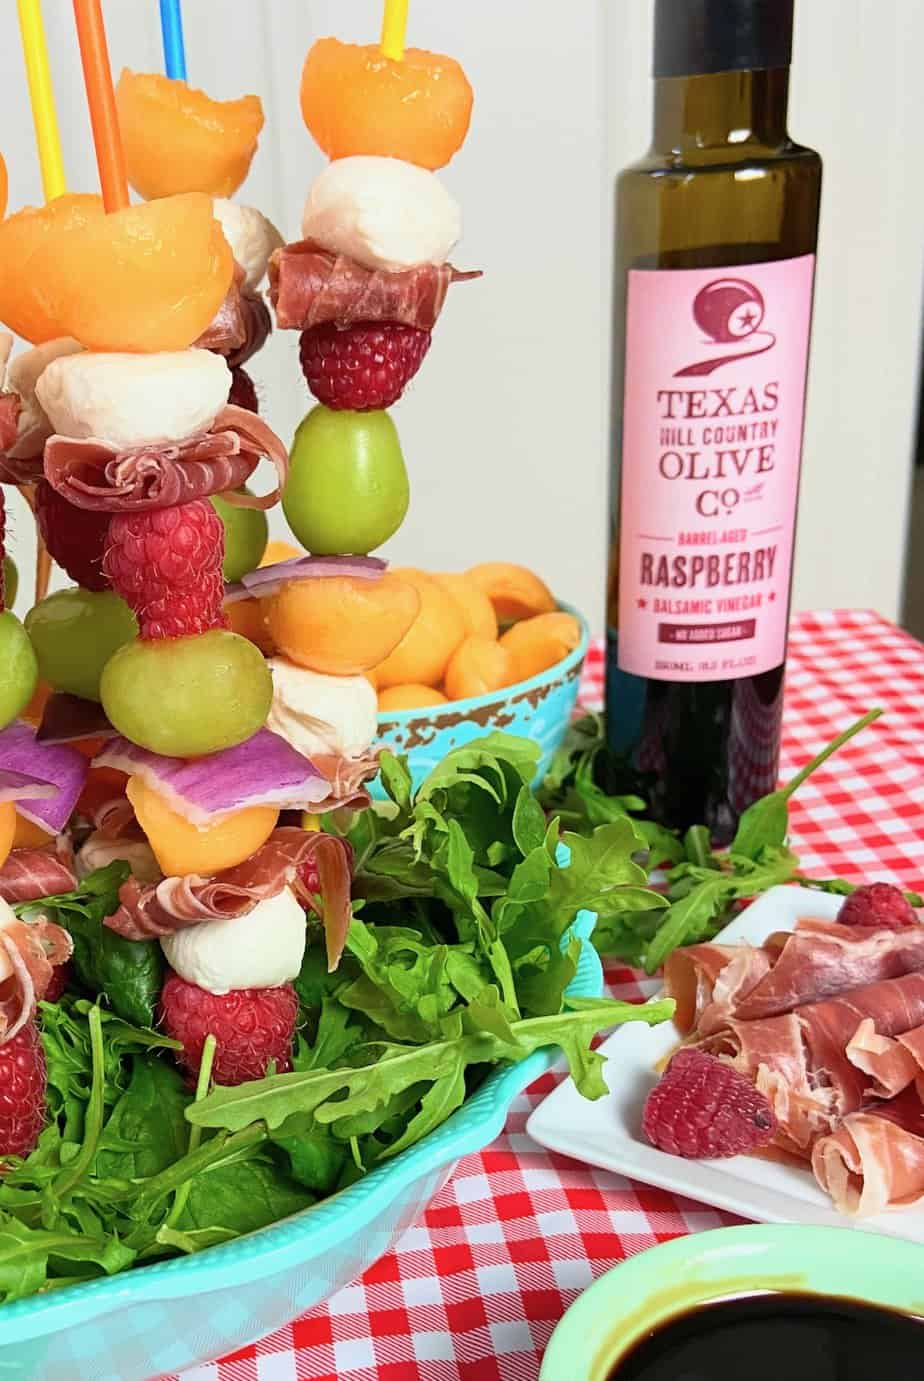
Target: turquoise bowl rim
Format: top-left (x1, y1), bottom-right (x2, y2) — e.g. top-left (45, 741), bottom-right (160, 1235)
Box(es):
top-left (0, 912), bottom-right (603, 1345)
top-left (540, 1223), bottom-right (924, 1380)
top-left (375, 600), bottom-right (590, 729)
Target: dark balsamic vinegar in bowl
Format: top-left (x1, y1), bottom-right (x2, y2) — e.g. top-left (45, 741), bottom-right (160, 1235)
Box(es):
top-left (608, 1293), bottom-right (924, 1381)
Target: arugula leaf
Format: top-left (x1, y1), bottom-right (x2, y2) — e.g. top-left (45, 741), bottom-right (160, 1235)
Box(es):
top-left (731, 710), bottom-right (881, 860)
top-left (187, 994), bottom-right (675, 1140)
top-left (0, 1217), bottom-right (134, 1303)
top-left (18, 862), bottom-right (164, 1026)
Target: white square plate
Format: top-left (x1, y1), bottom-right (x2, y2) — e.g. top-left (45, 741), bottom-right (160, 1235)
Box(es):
top-left (527, 885), bottom-right (924, 1240)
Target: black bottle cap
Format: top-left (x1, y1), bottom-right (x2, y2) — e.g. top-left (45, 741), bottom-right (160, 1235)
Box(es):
top-left (653, 0), bottom-right (794, 78)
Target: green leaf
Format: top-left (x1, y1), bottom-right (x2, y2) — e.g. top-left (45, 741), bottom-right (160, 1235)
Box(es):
top-left (175, 1161), bottom-right (314, 1238)
top-left (731, 710), bottom-right (881, 861)
top-left (0, 1217), bottom-right (134, 1303)
top-left (512, 786), bottom-right (547, 858)
top-left (378, 750), bottom-right (413, 814)
top-left (93, 1060), bottom-right (190, 1180)
top-left (188, 995), bottom-right (675, 1135)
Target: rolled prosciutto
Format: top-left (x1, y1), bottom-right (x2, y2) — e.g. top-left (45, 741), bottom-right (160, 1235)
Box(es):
top-left (105, 827), bottom-right (353, 971)
top-left (705, 971), bottom-right (924, 1152)
top-left (269, 238), bottom-right (481, 332)
top-left (0, 843), bottom-right (77, 904)
top-left (666, 918), bottom-right (924, 1036)
top-left (812, 1087), bottom-right (924, 1216)
top-left (43, 405), bottom-right (288, 513)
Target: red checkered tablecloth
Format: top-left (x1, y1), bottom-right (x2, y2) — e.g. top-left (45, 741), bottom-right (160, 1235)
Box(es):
top-left (178, 610), bottom-right (924, 1381)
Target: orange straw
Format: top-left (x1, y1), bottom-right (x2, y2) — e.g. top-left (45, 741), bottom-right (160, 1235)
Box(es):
top-left (72, 0), bottom-right (128, 212)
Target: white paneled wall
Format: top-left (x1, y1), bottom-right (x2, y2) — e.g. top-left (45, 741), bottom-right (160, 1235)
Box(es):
top-left (0, 2), bottom-right (919, 630)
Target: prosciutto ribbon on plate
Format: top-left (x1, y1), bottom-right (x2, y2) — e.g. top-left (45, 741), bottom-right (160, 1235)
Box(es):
top-left (269, 239), bottom-right (481, 332)
top-left (811, 1086), bottom-right (924, 1216)
top-left (104, 827), bottom-right (353, 971)
top-left (666, 918), bottom-right (924, 1035)
top-left (43, 404), bottom-right (288, 513)
top-left (0, 842), bottom-right (78, 905)
top-left (705, 971), bottom-right (924, 1152)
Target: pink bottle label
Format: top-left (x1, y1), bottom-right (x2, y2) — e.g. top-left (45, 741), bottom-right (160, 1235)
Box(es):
top-left (616, 255), bottom-right (815, 682)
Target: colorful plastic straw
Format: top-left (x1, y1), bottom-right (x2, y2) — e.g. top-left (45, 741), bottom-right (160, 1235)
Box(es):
top-left (159, 0), bottom-right (187, 81)
top-left (16, 0), bottom-right (67, 201)
top-left (72, 0), bottom-right (129, 212)
top-left (380, 0), bottom-right (409, 62)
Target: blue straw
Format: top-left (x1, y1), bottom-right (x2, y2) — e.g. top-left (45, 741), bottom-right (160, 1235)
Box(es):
top-left (159, 0), bottom-right (187, 80)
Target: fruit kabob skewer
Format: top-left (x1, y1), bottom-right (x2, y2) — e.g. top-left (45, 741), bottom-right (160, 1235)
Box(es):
top-left (0, 4), bottom-right (363, 1137)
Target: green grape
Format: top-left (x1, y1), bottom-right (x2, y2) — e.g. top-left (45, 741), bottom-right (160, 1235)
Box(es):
top-left (0, 611), bottom-right (38, 728)
top-left (211, 487), bottom-right (269, 582)
top-left (101, 629), bottom-right (272, 756)
top-left (25, 588), bottom-right (137, 702)
top-left (2, 556), bottom-right (18, 609)
top-left (283, 405), bottom-right (409, 555)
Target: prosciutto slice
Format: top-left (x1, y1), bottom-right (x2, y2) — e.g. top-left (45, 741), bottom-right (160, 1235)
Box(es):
top-left (845, 1019), bottom-right (924, 1100)
top-left (811, 1087), bottom-right (924, 1216)
top-left (104, 826), bottom-right (353, 971)
top-left (0, 843), bottom-right (77, 904)
top-left (43, 404), bottom-right (288, 513)
top-left (269, 239), bottom-right (482, 332)
top-left (706, 971), bottom-right (924, 1151)
top-left (0, 392), bottom-right (21, 457)
top-left (0, 913), bottom-right (73, 1045)
top-left (666, 918), bottom-right (924, 1035)
top-left (228, 292), bottom-right (271, 369)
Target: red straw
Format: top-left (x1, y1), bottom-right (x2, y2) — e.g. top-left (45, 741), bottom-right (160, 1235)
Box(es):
top-left (72, 0), bottom-right (128, 212)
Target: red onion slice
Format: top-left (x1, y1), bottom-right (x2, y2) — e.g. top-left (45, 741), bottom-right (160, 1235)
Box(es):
top-left (240, 554), bottom-right (386, 599)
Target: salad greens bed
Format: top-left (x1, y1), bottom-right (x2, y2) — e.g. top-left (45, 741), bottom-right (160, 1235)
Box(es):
top-left (0, 733), bottom-right (672, 1302)
top-left (1, 713), bottom-right (910, 1301)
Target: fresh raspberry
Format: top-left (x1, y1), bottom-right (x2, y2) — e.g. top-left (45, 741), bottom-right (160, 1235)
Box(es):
top-left (838, 883), bottom-right (919, 928)
top-left (299, 322), bottom-right (431, 410)
top-left (0, 1022), bottom-right (47, 1159)
top-left (229, 366), bottom-right (259, 414)
top-left (35, 480), bottom-right (111, 592)
top-left (642, 1047), bottom-right (777, 1159)
top-left (299, 860), bottom-right (321, 896)
top-left (104, 500), bottom-right (226, 640)
top-left (43, 961), bottom-right (71, 1005)
top-left (159, 972), bottom-right (299, 1086)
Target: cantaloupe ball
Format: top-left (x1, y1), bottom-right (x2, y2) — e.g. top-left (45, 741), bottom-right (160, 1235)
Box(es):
top-left (226, 595), bottom-right (275, 655)
top-left (432, 573), bottom-right (497, 640)
top-left (127, 776), bottom-right (279, 878)
top-left (499, 612), bottom-right (582, 683)
top-left (300, 39), bottom-right (473, 171)
top-left (260, 540), bottom-right (302, 567)
top-left (443, 636), bottom-right (516, 701)
top-left (0, 153), bottom-right (7, 222)
top-left (378, 683), bottom-right (448, 712)
top-left (266, 572), bottom-right (420, 675)
top-left (117, 71), bottom-right (264, 200)
top-left (374, 568), bottom-right (465, 690)
top-left (466, 562), bottom-right (556, 624)
top-left (12, 815), bottom-right (53, 850)
top-left (0, 195), bottom-right (104, 344)
top-left (0, 801), bottom-right (15, 870)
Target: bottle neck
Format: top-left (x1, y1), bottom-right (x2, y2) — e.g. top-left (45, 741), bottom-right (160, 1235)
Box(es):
top-left (651, 68), bottom-right (790, 156)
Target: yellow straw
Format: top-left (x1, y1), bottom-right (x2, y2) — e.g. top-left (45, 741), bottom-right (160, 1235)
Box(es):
top-left (380, 0), bottom-right (409, 61)
top-left (17, 0), bottom-right (67, 201)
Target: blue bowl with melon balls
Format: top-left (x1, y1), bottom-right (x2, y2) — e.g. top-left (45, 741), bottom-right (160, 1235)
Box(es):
top-left (374, 601), bottom-right (590, 796)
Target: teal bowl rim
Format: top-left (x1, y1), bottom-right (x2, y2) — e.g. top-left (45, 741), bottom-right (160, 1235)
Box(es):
top-left (375, 600), bottom-right (590, 727)
top-left (0, 912), bottom-right (603, 1344)
top-left (540, 1223), bottom-right (924, 1380)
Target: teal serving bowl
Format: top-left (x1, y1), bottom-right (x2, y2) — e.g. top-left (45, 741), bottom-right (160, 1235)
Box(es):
top-left (0, 916), bottom-right (603, 1381)
top-left (374, 602), bottom-right (589, 797)
top-left (540, 1224), bottom-right (924, 1381)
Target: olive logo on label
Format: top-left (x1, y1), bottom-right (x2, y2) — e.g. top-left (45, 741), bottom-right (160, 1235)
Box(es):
top-left (675, 278), bottom-right (776, 377)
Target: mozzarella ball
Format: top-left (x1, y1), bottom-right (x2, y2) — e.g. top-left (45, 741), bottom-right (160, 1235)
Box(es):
top-left (301, 156), bottom-right (461, 272)
top-left (36, 348), bottom-right (231, 450)
top-left (0, 898), bottom-right (16, 982)
top-left (7, 337), bottom-right (83, 458)
top-left (160, 885), bottom-right (307, 995)
top-left (212, 199), bottom-right (284, 292)
top-left (267, 657), bottom-right (377, 759)
top-left (76, 831), bottom-right (162, 885)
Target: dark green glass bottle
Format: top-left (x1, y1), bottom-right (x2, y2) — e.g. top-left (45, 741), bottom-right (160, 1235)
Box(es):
top-left (605, 0), bottom-right (822, 843)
